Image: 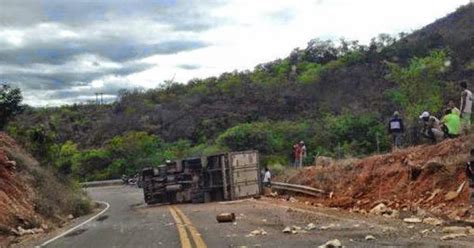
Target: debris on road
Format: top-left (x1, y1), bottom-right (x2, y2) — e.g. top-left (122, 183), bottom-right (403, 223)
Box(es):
top-left (403, 217), bottom-right (422, 224)
top-left (318, 239), bottom-right (342, 248)
top-left (370, 203), bottom-right (388, 215)
top-left (218, 199), bottom-right (250, 205)
top-left (305, 223), bottom-right (316, 230)
top-left (320, 224), bottom-right (336, 230)
top-left (365, 235), bottom-right (376, 240)
top-left (216, 213), bottom-right (236, 223)
top-left (442, 226), bottom-right (473, 234)
top-left (287, 197), bottom-right (298, 203)
top-left (368, 202), bottom-right (400, 218)
top-left (246, 228), bottom-right (267, 237)
top-left (422, 217), bottom-right (443, 226)
top-left (420, 229), bottom-right (430, 235)
top-left (441, 233), bottom-right (467, 240)
top-left (282, 225), bottom-right (307, 234)
top-left (292, 225), bottom-right (302, 231)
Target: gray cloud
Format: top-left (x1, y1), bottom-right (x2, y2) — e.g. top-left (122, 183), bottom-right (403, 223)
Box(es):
top-left (177, 64), bottom-right (201, 70)
top-left (0, 38), bottom-right (209, 65)
top-left (1, 62), bottom-right (153, 91)
top-left (0, 0), bottom-right (224, 106)
top-left (0, 0), bottom-right (225, 31)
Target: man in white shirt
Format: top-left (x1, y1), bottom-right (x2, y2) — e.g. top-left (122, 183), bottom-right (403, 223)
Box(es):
top-left (263, 167), bottom-right (271, 187)
top-left (460, 81), bottom-right (472, 133)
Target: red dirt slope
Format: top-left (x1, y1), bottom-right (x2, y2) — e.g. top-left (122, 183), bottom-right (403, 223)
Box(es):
top-left (0, 134), bottom-right (40, 235)
top-left (286, 135), bottom-right (473, 219)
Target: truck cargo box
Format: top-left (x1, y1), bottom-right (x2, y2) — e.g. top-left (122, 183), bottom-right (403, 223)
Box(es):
top-left (141, 150), bottom-right (261, 204)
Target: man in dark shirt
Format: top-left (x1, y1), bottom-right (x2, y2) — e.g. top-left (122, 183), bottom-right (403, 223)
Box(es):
top-left (388, 111), bottom-right (404, 150)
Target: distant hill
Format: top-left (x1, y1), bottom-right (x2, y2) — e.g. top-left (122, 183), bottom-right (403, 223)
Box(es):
top-left (8, 4), bottom-right (474, 159)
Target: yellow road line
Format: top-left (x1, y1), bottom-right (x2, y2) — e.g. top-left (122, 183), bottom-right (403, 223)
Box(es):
top-left (173, 206), bottom-right (208, 248)
top-left (168, 206), bottom-right (192, 248)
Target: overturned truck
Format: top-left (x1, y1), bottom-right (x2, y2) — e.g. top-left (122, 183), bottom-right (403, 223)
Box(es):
top-left (141, 151), bottom-right (261, 204)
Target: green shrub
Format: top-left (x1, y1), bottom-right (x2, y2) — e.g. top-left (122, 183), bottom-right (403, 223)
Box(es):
top-left (387, 50), bottom-right (448, 119)
top-left (322, 113), bottom-right (389, 156)
top-left (297, 63), bottom-right (323, 84)
top-left (72, 149), bottom-right (110, 181)
top-left (70, 193), bottom-right (93, 217)
top-left (268, 163), bottom-right (286, 176)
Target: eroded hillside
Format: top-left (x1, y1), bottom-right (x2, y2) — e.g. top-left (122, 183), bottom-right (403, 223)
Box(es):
top-left (0, 133), bottom-right (91, 246)
top-left (283, 135), bottom-right (473, 220)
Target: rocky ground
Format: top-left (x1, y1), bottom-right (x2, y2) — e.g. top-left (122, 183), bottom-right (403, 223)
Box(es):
top-left (280, 135), bottom-right (473, 223)
top-left (0, 133), bottom-right (92, 248)
top-left (0, 133), bottom-right (43, 245)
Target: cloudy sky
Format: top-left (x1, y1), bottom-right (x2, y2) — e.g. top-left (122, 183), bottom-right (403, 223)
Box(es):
top-left (0, 0), bottom-right (469, 106)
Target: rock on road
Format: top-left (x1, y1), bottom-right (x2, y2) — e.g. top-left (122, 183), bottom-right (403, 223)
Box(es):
top-left (30, 186), bottom-right (474, 248)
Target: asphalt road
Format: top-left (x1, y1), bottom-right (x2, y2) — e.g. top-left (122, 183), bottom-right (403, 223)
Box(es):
top-left (33, 186), bottom-right (474, 248)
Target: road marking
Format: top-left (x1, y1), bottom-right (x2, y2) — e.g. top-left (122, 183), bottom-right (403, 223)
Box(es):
top-left (36, 201), bottom-right (110, 247)
top-left (173, 206), bottom-right (208, 248)
top-left (168, 206), bottom-right (192, 248)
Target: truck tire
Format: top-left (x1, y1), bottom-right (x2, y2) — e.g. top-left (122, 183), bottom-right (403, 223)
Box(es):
top-left (191, 192), bottom-right (204, 203)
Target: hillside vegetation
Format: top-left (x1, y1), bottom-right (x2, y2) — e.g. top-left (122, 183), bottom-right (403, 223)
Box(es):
top-left (0, 132), bottom-right (91, 245)
top-left (7, 4), bottom-right (474, 181)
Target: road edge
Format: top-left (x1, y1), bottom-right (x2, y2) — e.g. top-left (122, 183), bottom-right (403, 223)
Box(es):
top-left (35, 201), bottom-right (110, 247)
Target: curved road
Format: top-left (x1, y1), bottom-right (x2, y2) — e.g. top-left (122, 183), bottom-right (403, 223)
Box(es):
top-left (36, 186), bottom-right (474, 248)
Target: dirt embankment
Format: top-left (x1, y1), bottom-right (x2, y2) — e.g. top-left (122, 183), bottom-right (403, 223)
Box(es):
top-left (0, 132), bottom-right (92, 246)
top-left (0, 134), bottom-right (39, 235)
top-left (283, 135), bottom-right (473, 219)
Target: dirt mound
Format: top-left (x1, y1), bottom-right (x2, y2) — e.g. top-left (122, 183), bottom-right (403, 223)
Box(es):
top-left (0, 134), bottom-right (39, 233)
top-left (285, 135), bottom-right (473, 219)
top-left (0, 132), bottom-right (92, 246)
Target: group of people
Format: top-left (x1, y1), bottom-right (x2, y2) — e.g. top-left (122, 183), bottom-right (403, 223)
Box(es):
top-left (293, 141), bottom-right (307, 167)
top-left (389, 81), bottom-right (472, 148)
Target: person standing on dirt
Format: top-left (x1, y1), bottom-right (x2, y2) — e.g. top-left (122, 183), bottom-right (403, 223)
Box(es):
top-left (460, 81), bottom-right (472, 133)
top-left (293, 143), bottom-right (301, 167)
top-left (299, 141), bottom-right (307, 167)
top-left (440, 108), bottom-right (461, 138)
top-left (388, 111), bottom-right (404, 149)
top-left (263, 167), bottom-right (271, 187)
top-left (466, 149), bottom-right (474, 208)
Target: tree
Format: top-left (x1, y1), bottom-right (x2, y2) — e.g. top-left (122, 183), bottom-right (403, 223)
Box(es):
top-left (303, 39), bottom-right (338, 64)
top-left (0, 84), bottom-right (24, 130)
top-left (387, 50), bottom-right (448, 119)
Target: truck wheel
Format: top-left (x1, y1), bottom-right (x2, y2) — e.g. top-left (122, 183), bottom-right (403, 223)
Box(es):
top-left (191, 192), bottom-right (204, 203)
